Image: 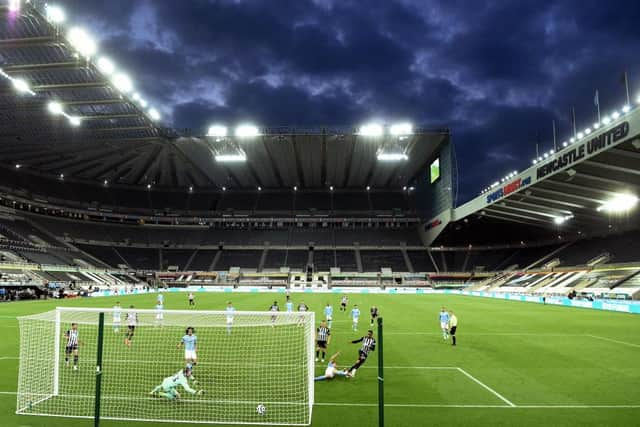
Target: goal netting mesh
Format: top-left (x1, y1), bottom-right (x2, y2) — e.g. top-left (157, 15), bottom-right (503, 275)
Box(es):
top-left (17, 307), bottom-right (315, 425)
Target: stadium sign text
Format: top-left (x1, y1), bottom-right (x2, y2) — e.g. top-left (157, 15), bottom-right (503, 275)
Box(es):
top-left (486, 176), bottom-right (532, 203)
top-left (536, 121), bottom-right (629, 179)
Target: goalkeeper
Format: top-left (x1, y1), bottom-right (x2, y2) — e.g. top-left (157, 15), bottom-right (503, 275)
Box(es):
top-left (149, 367), bottom-right (204, 400)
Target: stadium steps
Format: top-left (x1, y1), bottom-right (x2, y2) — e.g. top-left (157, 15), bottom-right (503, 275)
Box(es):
top-left (355, 247), bottom-right (363, 273)
top-left (485, 272), bottom-right (517, 291)
top-left (401, 248), bottom-right (414, 273)
top-left (183, 249), bottom-right (199, 271)
top-left (111, 247), bottom-right (131, 269)
top-left (524, 241), bottom-right (573, 270)
top-left (572, 276), bottom-right (599, 291)
top-left (610, 269), bottom-right (640, 290)
top-left (526, 274), bottom-right (561, 292)
top-left (258, 248), bottom-right (268, 272)
top-left (209, 250), bottom-right (222, 271)
top-left (427, 249), bottom-right (440, 273)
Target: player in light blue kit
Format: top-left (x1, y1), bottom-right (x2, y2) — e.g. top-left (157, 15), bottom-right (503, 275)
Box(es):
top-left (324, 303), bottom-right (333, 328)
top-left (226, 301), bottom-right (235, 335)
top-left (157, 292), bottom-right (164, 305)
top-left (285, 296), bottom-right (294, 313)
top-left (177, 327), bottom-right (198, 381)
top-left (439, 307), bottom-right (450, 340)
top-left (149, 366), bottom-right (204, 399)
top-left (314, 352), bottom-right (349, 381)
top-left (351, 305), bottom-right (360, 331)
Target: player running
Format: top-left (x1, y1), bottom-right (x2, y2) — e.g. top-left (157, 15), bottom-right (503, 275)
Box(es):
top-left (178, 327), bottom-right (198, 376)
top-left (314, 352), bottom-right (349, 381)
top-left (112, 301), bottom-right (122, 333)
top-left (124, 305), bottom-right (137, 348)
top-left (439, 307), bottom-right (450, 340)
top-left (188, 292), bottom-right (195, 307)
top-left (149, 366), bottom-right (204, 400)
top-left (269, 301), bottom-right (279, 326)
top-left (315, 320), bottom-right (331, 362)
top-left (351, 304), bottom-right (360, 331)
top-left (370, 305), bottom-right (379, 327)
top-left (346, 329), bottom-right (376, 377)
top-left (340, 295), bottom-right (348, 312)
top-left (324, 303), bottom-right (333, 328)
top-left (64, 323), bottom-right (82, 370)
top-left (226, 301), bottom-right (235, 335)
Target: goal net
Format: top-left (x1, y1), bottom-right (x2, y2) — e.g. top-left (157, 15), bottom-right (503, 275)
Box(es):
top-left (17, 307), bottom-right (315, 425)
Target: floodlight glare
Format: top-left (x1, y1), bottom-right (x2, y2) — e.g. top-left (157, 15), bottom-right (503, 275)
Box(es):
top-left (207, 125), bottom-right (228, 138)
top-left (67, 27), bottom-right (97, 57)
top-left (148, 108), bottom-right (161, 121)
top-left (329, 186), bottom-right (334, 191)
top-left (602, 116), bottom-right (611, 125)
top-left (215, 154), bottom-right (247, 162)
top-left (359, 123), bottom-right (383, 137)
top-left (68, 116), bottom-right (82, 127)
top-left (636, 95), bottom-right (640, 104)
top-left (570, 137), bottom-right (575, 143)
top-left (562, 142), bottom-right (568, 147)
top-left (389, 122), bottom-right (413, 136)
top-left (577, 132), bottom-right (584, 139)
top-left (533, 159), bottom-right (538, 164)
top-left (138, 98), bottom-right (148, 108)
top-left (45, 5), bottom-right (66, 24)
top-left (611, 111), bottom-right (620, 119)
top-left (585, 128), bottom-right (591, 135)
top-left (366, 186), bottom-right (371, 191)
top-left (543, 153), bottom-right (549, 158)
top-left (8, 0), bottom-right (20, 12)
top-left (593, 123), bottom-right (600, 129)
top-left (622, 105), bottom-right (631, 113)
top-left (235, 124), bottom-right (260, 138)
top-left (112, 73), bottom-right (133, 93)
top-left (47, 101), bottom-right (64, 115)
top-left (293, 186), bottom-right (298, 191)
top-left (553, 214), bottom-right (573, 225)
top-left (11, 78), bottom-right (31, 94)
top-left (97, 57), bottom-right (115, 75)
top-left (597, 193), bottom-right (639, 213)
top-left (377, 152), bottom-right (408, 161)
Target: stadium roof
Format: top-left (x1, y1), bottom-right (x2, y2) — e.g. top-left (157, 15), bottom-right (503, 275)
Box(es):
top-left (0, 2), bottom-right (447, 190)
top-left (439, 106), bottom-right (640, 240)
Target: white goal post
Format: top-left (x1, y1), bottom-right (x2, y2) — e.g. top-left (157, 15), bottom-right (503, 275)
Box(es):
top-left (17, 307), bottom-right (315, 425)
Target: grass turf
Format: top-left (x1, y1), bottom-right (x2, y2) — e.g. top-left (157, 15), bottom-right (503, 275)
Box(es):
top-left (0, 292), bottom-right (639, 426)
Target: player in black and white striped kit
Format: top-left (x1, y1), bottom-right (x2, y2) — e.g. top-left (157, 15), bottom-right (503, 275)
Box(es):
top-left (346, 329), bottom-right (376, 377)
top-left (64, 323), bottom-right (82, 371)
top-left (315, 320), bottom-right (331, 362)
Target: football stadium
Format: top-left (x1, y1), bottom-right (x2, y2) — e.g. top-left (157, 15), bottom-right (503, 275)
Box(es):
top-left (1, 1), bottom-right (640, 427)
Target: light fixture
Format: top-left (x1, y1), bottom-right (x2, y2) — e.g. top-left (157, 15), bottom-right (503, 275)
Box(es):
top-left (189, 186), bottom-right (193, 193)
top-left (597, 193), bottom-right (638, 213)
top-left (611, 111), bottom-right (620, 119)
top-left (68, 116), bottom-right (82, 126)
top-left (48, 101), bottom-right (64, 115)
top-left (543, 153), bottom-right (549, 158)
top-left (15, 164), bottom-right (21, 169)
top-left (235, 124), bottom-right (259, 138)
top-left (8, 0), bottom-right (20, 13)
top-left (257, 186), bottom-right (262, 191)
top-left (585, 128), bottom-right (591, 135)
top-left (366, 186), bottom-right (371, 191)
top-left (636, 95), bottom-right (640, 104)
top-left (329, 186), bottom-right (334, 191)
top-left (570, 137), bottom-right (575, 143)
top-left (562, 142), bottom-right (568, 147)
top-left (593, 123), bottom-right (600, 129)
top-left (67, 27), bottom-right (97, 57)
top-left (207, 125), bottom-right (227, 138)
top-left (553, 214), bottom-right (574, 225)
top-left (146, 184), bottom-right (151, 189)
top-left (215, 154), bottom-right (247, 162)
top-left (97, 57), bottom-right (115, 75)
top-left (148, 108), bottom-right (161, 121)
top-left (358, 123), bottom-right (383, 137)
top-left (112, 73), bottom-right (133, 93)
top-left (377, 152), bottom-right (408, 161)
top-left (293, 186), bottom-right (298, 191)
top-left (549, 150), bottom-right (554, 155)
top-left (222, 186), bottom-right (227, 192)
top-left (59, 173), bottom-right (64, 180)
top-left (45, 5), bottom-right (66, 24)
top-left (104, 180), bottom-right (108, 186)
top-left (389, 122), bottom-right (413, 136)
top-left (602, 116), bottom-right (611, 125)
top-left (402, 186), bottom-right (407, 191)
top-left (622, 105), bottom-right (631, 113)
top-left (138, 99), bottom-right (148, 108)
top-left (577, 132), bottom-right (584, 139)
top-left (11, 78), bottom-right (31, 94)
top-left (409, 186), bottom-right (415, 191)
top-left (533, 159), bottom-right (538, 164)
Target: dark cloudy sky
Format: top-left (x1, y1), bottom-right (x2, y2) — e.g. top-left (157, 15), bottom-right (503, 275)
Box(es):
top-left (58, 0), bottom-right (640, 203)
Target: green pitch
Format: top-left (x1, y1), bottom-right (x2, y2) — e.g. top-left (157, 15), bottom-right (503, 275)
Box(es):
top-left (1, 292), bottom-right (639, 427)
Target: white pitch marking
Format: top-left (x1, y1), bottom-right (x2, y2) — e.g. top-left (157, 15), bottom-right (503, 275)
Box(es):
top-left (456, 367), bottom-right (516, 407)
top-left (584, 334), bottom-right (640, 349)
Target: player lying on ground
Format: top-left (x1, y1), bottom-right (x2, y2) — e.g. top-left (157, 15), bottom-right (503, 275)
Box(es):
top-left (149, 366), bottom-right (205, 400)
top-left (346, 329), bottom-right (376, 377)
top-left (314, 352), bottom-right (349, 381)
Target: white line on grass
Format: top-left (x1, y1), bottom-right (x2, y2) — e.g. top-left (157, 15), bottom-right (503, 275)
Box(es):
top-left (456, 367), bottom-right (516, 407)
top-left (583, 334), bottom-right (640, 349)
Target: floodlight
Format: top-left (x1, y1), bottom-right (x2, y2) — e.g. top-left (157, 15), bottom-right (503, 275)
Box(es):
top-left (358, 123), bottom-right (383, 137)
top-left (532, 159), bottom-right (538, 164)
top-left (15, 164), bottom-right (21, 169)
top-left (562, 142), bottom-right (568, 147)
top-left (47, 101), bottom-right (64, 115)
top-left (513, 170), bottom-right (518, 175)
top-left (215, 154), bottom-right (247, 162)
top-left (293, 186), bottom-right (298, 191)
top-left (329, 186), bottom-right (334, 191)
top-left (8, 0), bottom-right (20, 12)
top-left (409, 186), bottom-right (415, 191)
top-left (138, 98), bottom-right (148, 108)
top-left (112, 73), bottom-right (133, 93)
top-left (258, 186), bottom-right (262, 191)
top-left (222, 186), bottom-right (227, 191)
top-left (636, 95), bottom-right (640, 104)
top-left (189, 186), bottom-right (193, 192)
top-left (402, 186), bottom-right (407, 191)
top-left (585, 128), bottom-right (591, 135)
top-left (377, 152), bottom-right (408, 161)
top-left (622, 105), bottom-right (631, 113)
top-left (553, 215), bottom-right (572, 225)
top-left (104, 180), bottom-right (108, 186)
top-left (597, 193), bottom-right (638, 213)
top-left (593, 123), bottom-right (600, 129)
top-left (59, 173), bottom-right (64, 179)
top-left (235, 124), bottom-right (259, 138)
top-left (148, 108), bottom-right (161, 121)
top-left (68, 116), bottom-right (82, 126)
top-left (12, 78), bottom-right (31, 94)
top-left (132, 92), bottom-right (141, 102)
top-left (611, 111), bottom-right (620, 119)
top-left (45, 5), bottom-right (66, 24)
top-left (389, 122), bottom-right (413, 136)
top-left (366, 186), bottom-right (371, 191)
top-left (570, 137), bottom-right (575, 143)
top-left (67, 27), bottom-right (97, 57)
top-left (97, 57), bottom-right (115, 75)
top-left (602, 116), bottom-right (611, 125)
top-left (543, 153), bottom-right (549, 158)
top-left (577, 132), bottom-right (584, 139)
top-left (207, 125), bottom-right (228, 137)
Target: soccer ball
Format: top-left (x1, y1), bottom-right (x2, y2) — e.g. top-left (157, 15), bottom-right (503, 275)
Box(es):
top-left (256, 404), bottom-right (266, 416)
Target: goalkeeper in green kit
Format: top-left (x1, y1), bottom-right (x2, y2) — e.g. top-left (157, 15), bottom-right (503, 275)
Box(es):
top-left (149, 366), bottom-right (204, 400)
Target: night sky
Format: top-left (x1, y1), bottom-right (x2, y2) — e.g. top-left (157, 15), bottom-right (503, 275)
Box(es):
top-left (57, 0), bottom-right (640, 203)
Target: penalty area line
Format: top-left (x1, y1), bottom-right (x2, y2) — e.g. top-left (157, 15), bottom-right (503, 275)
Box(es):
top-left (456, 367), bottom-right (516, 407)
